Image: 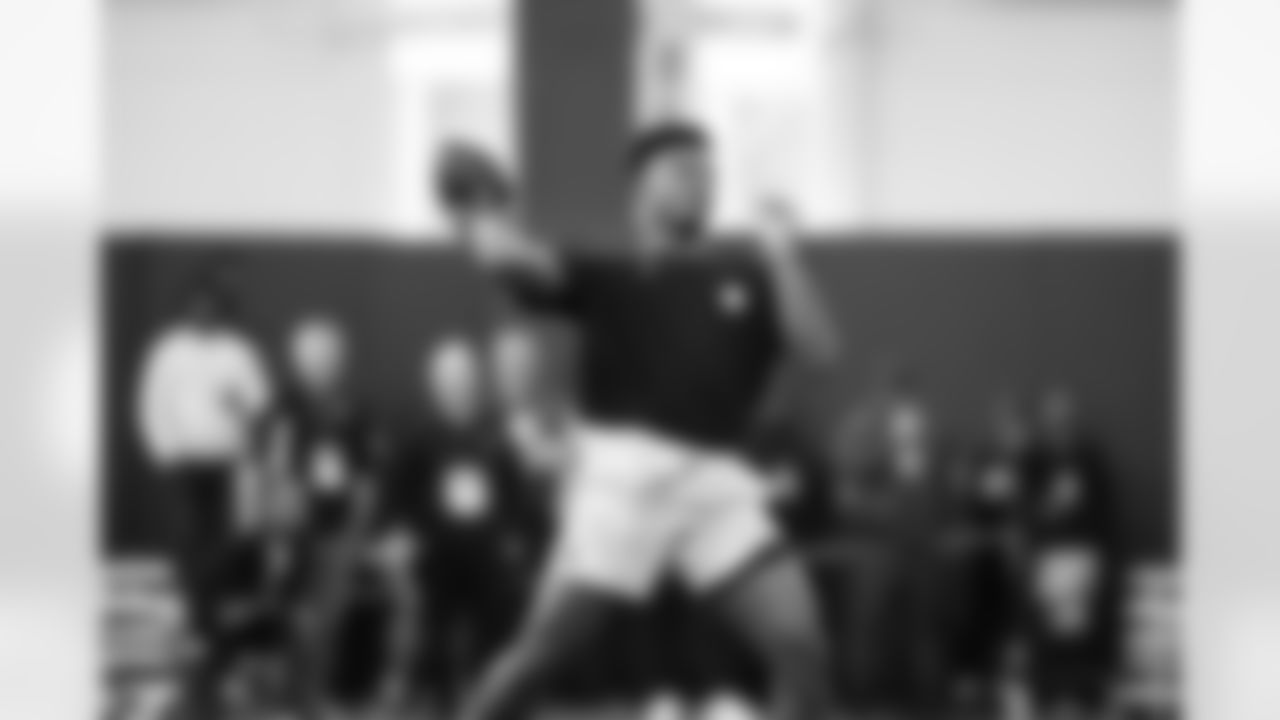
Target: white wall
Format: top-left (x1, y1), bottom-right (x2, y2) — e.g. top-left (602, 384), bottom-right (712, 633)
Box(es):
top-left (106, 0), bottom-right (1174, 232)
top-left (106, 1), bottom-right (393, 231)
top-left (862, 0), bottom-right (1175, 230)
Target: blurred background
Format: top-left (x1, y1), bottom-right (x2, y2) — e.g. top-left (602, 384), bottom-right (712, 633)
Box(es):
top-left (102, 1), bottom-right (1177, 719)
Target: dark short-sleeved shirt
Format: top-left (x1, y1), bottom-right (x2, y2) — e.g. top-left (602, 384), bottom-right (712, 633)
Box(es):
top-left (507, 248), bottom-right (783, 450)
top-left (962, 447), bottom-right (1031, 535)
top-left (1026, 442), bottom-right (1116, 548)
top-left (270, 387), bottom-right (383, 536)
top-left (387, 419), bottom-right (534, 567)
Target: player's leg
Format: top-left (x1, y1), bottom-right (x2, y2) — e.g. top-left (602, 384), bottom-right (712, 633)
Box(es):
top-left (677, 459), bottom-right (830, 720)
top-left (638, 588), bottom-right (698, 720)
top-left (453, 577), bottom-right (629, 720)
top-left (453, 435), bottom-right (671, 720)
top-left (708, 553), bottom-right (830, 720)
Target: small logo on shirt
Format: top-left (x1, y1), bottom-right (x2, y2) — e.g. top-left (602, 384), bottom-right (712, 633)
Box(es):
top-left (440, 462), bottom-right (493, 522)
top-left (718, 281), bottom-right (751, 317)
top-left (1047, 468), bottom-right (1083, 516)
top-left (309, 443), bottom-right (348, 494)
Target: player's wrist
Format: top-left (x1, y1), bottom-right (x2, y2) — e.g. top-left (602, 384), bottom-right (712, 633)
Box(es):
top-left (753, 197), bottom-right (800, 255)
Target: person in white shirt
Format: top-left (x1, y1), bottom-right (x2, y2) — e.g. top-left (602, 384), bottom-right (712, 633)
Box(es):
top-left (135, 279), bottom-right (271, 718)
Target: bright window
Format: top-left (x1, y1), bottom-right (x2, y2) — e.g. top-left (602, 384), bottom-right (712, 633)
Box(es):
top-left (636, 0), bottom-right (867, 234)
top-left (386, 0), bottom-right (516, 239)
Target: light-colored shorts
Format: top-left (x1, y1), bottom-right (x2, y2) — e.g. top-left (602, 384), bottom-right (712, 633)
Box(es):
top-left (542, 423), bottom-right (780, 601)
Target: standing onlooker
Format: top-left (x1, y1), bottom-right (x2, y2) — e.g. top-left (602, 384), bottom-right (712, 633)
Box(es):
top-left (386, 337), bottom-right (535, 712)
top-left (265, 315), bottom-right (387, 714)
top-left (842, 373), bottom-right (954, 717)
top-left (209, 452), bottom-right (310, 716)
top-left (135, 277), bottom-right (272, 718)
top-left (947, 393), bottom-right (1035, 716)
top-left (488, 323), bottom-right (562, 577)
top-left (489, 322), bottom-right (572, 494)
top-left (1024, 387), bottom-right (1123, 720)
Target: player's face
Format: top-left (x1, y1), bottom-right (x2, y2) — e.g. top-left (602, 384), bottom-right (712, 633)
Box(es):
top-left (636, 145), bottom-right (712, 245)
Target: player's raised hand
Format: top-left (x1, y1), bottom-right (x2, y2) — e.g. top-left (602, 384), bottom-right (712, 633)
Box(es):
top-left (436, 141), bottom-right (563, 283)
top-left (749, 195), bottom-right (843, 364)
top-left (437, 143), bottom-right (517, 252)
top-left (752, 195), bottom-right (801, 258)
top-left (438, 142), bottom-right (511, 210)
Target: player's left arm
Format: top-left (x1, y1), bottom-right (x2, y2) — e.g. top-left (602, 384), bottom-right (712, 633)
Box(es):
top-left (753, 200), bottom-right (843, 365)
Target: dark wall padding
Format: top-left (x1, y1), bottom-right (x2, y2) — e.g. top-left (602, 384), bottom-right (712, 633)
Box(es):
top-left (104, 235), bottom-right (1177, 560)
top-left (519, 0), bottom-right (631, 241)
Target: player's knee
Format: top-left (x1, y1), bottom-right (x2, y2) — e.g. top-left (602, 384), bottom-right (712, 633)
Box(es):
top-left (759, 619), bottom-right (829, 702)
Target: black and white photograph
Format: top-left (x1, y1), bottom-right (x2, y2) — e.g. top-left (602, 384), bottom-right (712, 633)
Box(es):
top-left (101, 2), bottom-right (1177, 720)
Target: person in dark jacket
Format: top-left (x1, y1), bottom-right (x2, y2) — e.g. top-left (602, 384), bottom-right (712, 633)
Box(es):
top-left (210, 457), bottom-right (311, 715)
top-left (1023, 387), bottom-right (1124, 720)
top-left (947, 394), bottom-right (1036, 716)
top-left (261, 316), bottom-right (389, 713)
top-left (843, 376), bottom-right (955, 716)
top-left (384, 338), bottom-right (539, 712)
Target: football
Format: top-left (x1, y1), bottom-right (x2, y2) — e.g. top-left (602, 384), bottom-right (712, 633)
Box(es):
top-left (435, 142), bottom-right (513, 212)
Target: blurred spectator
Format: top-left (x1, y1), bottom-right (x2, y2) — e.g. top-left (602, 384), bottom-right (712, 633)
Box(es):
top-left (385, 337), bottom-right (536, 711)
top-left (490, 323), bottom-right (546, 413)
top-left (264, 316), bottom-right (387, 713)
top-left (754, 425), bottom-right (843, 713)
top-left (489, 323), bottom-right (572, 488)
top-left (946, 392), bottom-right (1035, 715)
top-left (1023, 387), bottom-right (1123, 719)
top-left (840, 372), bottom-right (953, 716)
top-left (754, 425), bottom-right (837, 548)
top-left (134, 276), bottom-right (271, 719)
top-left (487, 324), bottom-right (560, 611)
top-left (211, 453), bottom-right (310, 715)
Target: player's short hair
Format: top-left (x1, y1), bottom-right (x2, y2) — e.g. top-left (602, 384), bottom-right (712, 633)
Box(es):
top-left (626, 121), bottom-right (708, 179)
top-left (435, 142), bottom-right (512, 212)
